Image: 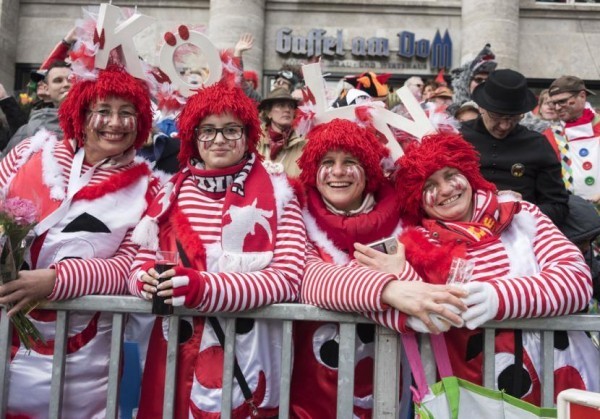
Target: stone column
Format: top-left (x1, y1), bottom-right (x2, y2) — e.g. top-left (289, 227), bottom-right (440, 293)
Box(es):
top-left (461, 0), bottom-right (520, 70)
top-left (208, 0), bottom-right (266, 76)
top-left (0, 0), bottom-right (20, 89)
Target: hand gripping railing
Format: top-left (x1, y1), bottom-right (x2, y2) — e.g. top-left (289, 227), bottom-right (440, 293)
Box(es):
top-left (1, 296), bottom-right (599, 418)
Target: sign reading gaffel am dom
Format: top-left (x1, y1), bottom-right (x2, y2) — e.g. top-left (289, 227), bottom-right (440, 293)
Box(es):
top-left (275, 28), bottom-right (453, 72)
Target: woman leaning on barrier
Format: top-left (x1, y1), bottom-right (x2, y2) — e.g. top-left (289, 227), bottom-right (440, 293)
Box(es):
top-left (0, 65), bottom-right (160, 418)
top-left (290, 118), bottom-right (468, 418)
top-left (394, 131), bottom-right (599, 406)
top-left (128, 71), bottom-right (306, 418)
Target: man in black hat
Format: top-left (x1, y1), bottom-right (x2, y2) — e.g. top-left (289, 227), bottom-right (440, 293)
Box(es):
top-left (461, 69), bottom-right (569, 225)
top-left (544, 75), bottom-right (599, 203)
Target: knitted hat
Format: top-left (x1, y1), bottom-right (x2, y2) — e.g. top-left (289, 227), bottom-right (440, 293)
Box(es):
top-left (59, 64), bottom-right (152, 149)
top-left (470, 44), bottom-right (497, 75)
top-left (177, 80), bottom-right (262, 166)
top-left (298, 118), bottom-right (389, 194)
top-left (395, 132), bottom-right (496, 225)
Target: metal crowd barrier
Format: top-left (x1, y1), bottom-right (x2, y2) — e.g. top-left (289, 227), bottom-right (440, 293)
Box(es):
top-left (0, 295), bottom-right (599, 418)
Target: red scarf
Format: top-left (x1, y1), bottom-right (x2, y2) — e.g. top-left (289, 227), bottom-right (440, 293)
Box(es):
top-left (400, 190), bottom-right (519, 284)
top-left (565, 108), bottom-right (595, 129)
top-left (306, 182), bottom-right (402, 256)
top-left (267, 125), bottom-right (291, 160)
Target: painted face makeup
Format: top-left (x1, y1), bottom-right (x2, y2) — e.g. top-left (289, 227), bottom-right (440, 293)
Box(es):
top-left (88, 109), bottom-right (137, 132)
top-left (423, 172), bottom-right (468, 207)
top-left (422, 168), bottom-right (473, 222)
top-left (316, 150), bottom-right (367, 213)
top-left (83, 97), bottom-right (139, 164)
top-left (317, 163), bottom-right (364, 186)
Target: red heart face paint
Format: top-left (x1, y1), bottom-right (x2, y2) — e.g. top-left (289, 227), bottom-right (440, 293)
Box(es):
top-left (83, 97), bottom-right (139, 164)
top-left (422, 168), bottom-right (473, 222)
top-left (316, 150), bottom-right (367, 212)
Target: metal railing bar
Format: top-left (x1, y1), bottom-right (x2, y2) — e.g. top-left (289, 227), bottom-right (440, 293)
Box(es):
top-left (163, 315), bottom-right (180, 419)
top-left (105, 312), bottom-right (125, 419)
top-left (0, 307), bottom-right (12, 417)
top-left (40, 299), bottom-right (373, 323)
top-left (336, 322), bottom-right (356, 419)
top-left (483, 328), bottom-right (496, 388)
top-left (278, 320), bottom-right (293, 419)
top-left (541, 330), bottom-right (555, 408)
top-left (420, 335), bottom-right (436, 384)
top-left (49, 310), bottom-right (69, 419)
top-left (221, 318), bottom-right (237, 419)
top-left (485, 316), bottom-right (600, 332)
top-left (372, 325), bottom-right (400, 418)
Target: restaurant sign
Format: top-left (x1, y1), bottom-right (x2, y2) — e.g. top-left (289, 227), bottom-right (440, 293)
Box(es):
top-left (275, 28), bottom-right (453, 70)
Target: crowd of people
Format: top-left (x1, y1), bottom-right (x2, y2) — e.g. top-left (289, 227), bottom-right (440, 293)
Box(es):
top-left (0, 18), bottom-right (598, 419)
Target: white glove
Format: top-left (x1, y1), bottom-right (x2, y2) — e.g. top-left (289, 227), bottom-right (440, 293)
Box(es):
top-left (461, 282), bottom-right (499, 330)
top-left (406, 304), bottom-right (464, 334)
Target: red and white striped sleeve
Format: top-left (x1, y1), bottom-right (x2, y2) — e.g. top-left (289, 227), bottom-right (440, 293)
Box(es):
top-left (196, 197), bottom-right (306, 312)
top-left (49, 229), bottom-right (137, 299)
top-left (49, 179), bottom-right (162, 300)
top-left (301, 242), bottom-right (420, 313)
top-left (128, 246), bottom-right (157, 297)
top-left (0, 140), bottom-right (31, 187)
top-left (300, 241), bottom-right (419, 333)
top-left (492, 202), bottom-right (592, 320)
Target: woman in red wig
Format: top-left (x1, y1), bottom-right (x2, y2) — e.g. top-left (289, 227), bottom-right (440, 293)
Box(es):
top-left (395, 131), bottom-right (598, 405)
top-left (290, 118), bottom-right (467, 418)
top-left (129, 76), bottom-right (306, 418)
top-left (0, 65), bottom-right (160, 418)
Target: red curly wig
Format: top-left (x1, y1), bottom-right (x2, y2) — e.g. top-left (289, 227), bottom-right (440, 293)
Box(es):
top-left (176, 81), bottom-right (261, 166)
top-left (59, 65), bottom-right (152, 150)
top-left (396, 132), bottom-right (496, 225)
top-left (298, 118), bottom-right (389, 194)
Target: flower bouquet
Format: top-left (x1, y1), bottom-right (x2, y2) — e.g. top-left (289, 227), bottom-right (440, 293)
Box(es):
top-left (0, 196), bottom-right (45, 349)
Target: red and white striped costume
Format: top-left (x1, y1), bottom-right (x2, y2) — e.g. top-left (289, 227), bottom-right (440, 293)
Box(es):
top-left (128, 159), bottom-right (306, 418)
top-left (0, 130), bottom-right (159, 419)
top-left (416, 190), bottom-right (597, 405)
top-left (291, 184), bottom-right (420, 419)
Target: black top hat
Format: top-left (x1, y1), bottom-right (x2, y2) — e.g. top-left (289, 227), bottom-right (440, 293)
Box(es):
top-left (259, 87), bottom-right (299, 110)
top-left (472, 69), bottom-right (537, 115)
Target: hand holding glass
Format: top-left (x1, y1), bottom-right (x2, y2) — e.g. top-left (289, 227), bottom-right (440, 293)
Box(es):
top-left (152, 250), bottom-right (179, 316)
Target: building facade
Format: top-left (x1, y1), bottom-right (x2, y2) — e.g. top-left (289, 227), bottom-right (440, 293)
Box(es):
top-left (1, 0), bottom-right (599, 96)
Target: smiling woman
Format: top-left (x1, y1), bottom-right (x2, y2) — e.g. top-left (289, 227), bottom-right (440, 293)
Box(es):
top-left (395, 131), bottom-right (599, 406)
top-left (128, 76), bottom-right (307, 418)
top-left (292, 119), bottom-right (468, 418)
top-left (0, 65), bottom-right (159, 418)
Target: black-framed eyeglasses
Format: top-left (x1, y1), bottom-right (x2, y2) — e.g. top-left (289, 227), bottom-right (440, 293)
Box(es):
top-left (195, 125), bottom-right (244, 142)
top-left (549, 92), bottom-right (579, 108)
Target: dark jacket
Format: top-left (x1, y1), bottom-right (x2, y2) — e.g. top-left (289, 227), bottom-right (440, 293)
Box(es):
top-left (0, 96), bottom-right (28, 151)
top-left (137, 134), bottom-right (181, 175)
top-left (4, 106), bottom-right (62, 155)
top-left (461, 117), bottom-right (569, 225)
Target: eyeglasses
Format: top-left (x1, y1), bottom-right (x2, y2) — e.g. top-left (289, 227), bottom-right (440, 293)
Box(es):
top-left (471, 76), bottom-right (487, 85)
top-left (89, 108), bottom-right (137, 121)
top-left (485, 111), bottom-right (523, 123)
top-left (548, 92), bottom-right (579, 108)
top-left (195, 125), bottom-right (244, 142)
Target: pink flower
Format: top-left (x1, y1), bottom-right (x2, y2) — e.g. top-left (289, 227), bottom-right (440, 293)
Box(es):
top-left (4, 198), bottom-right (38, 225)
